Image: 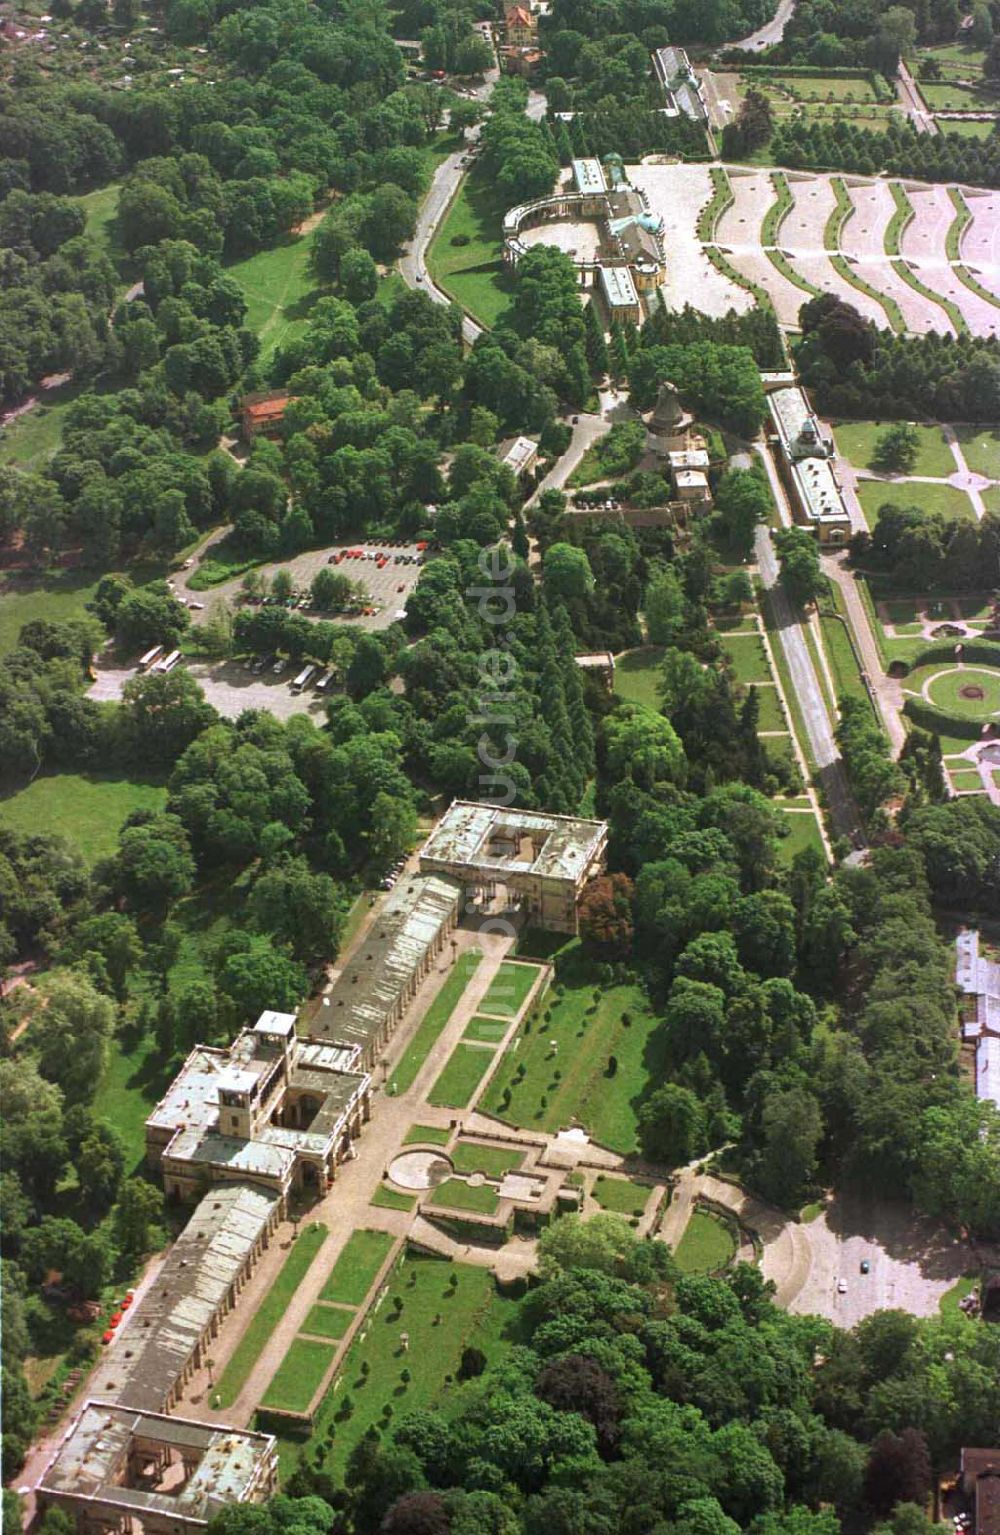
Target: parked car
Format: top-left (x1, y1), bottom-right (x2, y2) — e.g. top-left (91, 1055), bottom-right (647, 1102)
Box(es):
top-left (837, 1279), bottom-right (847, 1294)
top-left (860, 1259), bottom-right (870, 1274)
top-left (272, 658), bottom-right (287, 675)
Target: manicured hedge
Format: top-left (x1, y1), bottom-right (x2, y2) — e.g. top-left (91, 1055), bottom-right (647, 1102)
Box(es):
top-left (898, 640), bottom-right (1000, 675)
top-left (903, 697), bottom-right (989, 739)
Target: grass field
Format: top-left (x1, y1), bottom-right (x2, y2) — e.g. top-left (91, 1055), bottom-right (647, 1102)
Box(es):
top-left (754, 685), bottom-right (787, 731)
top-left (298, 1252), bottom-right (518, 1478)
top-left (919, 80), bottom-right (998, 110)
top-left (428, 1177), bottom-right (500, 1214)
top-left (0, 772), bottom-right (167, 864)
top-left (614, 647), bottom-right (665, 709)
top-left (450, 1141), bottom-right (523, 1177)
top-left (481, 939), bottom-right (663, 1154)
top-left (78, 183), bottom-right (121, 260)
top-left (426, 167), bottom-right (515, 329)
top-left (92, 1025), bottom-right (174, 1171)
top-left (478, 961), bottom-right (541, 1019)
top-left (226, 226), bottom-right (325, 359)
top-left (261, 1338), bottom-right (335, 1413)
top-left (371, 1185), bottom-right (416, 1211)
top-left (956, 426), bottom-right (1000, 479)
top-left (908, 663), bottom-right (1000, 718)
top-left (777, 809), bottom-right (826, 864)
top-left (404, 1124), bottom-right (451, 1146)
top-left (938, 1274), bottom-right (979, 1319)
top-left (833, 420), bottom-right (955, 478)
top-left (214, 1223), bottom-right (328, 1408)
top-left (320, 1229), bottom-right (395, 1308)
top-left (950, 769), bottom-right (985, 791)
top-left (463, 1015), bottom-right (510, 1044)
top-left (919, 41), bottom-right (987, 75)
top-left (940, 117), bottom-right (997, 138)
top-left (427, 1042), bottom-right (497, 1109)
top-left (673, 1210), bottom-right (737, 1274)
top-left (592, 1175), bottom-right (650, 1216)
top-left (302, 1303), bottom-right (354, 1340)
top-left (389, 950), bottom-right (484, 1095)
top-left (857, 477), bottom-right (975, 523)
top-left (723, 632), bottom-right (773, 685)
top-left (0, 571), bottom-right (102, 654)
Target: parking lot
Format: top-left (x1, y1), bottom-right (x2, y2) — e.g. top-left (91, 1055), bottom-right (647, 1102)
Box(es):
top-left (173, 540), bottom-right (429, 634)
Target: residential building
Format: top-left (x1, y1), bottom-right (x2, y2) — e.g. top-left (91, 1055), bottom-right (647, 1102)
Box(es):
top-left (241, 390), bottom-right (294, 440)
top-left (505, 4), bottom-right (535, 45)
top-left (497, 435), bottom-right (539, 478)
top-left (961, 1449), bottom-right (1000, 1535)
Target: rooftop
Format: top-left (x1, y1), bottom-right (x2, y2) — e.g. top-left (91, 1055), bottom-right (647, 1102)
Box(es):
top-left (769, 388), bottom-right (850, 527)
top-left (420, 800), bottom-right (607, 883)
top-left (92, 1184), bottom-right (281, 1413)
top-left (38, 1402), bottom-right (275, 1525)
top-left (598, 264), bottom-right (640, 309)
top-left (307, 873), bottom-right (463, 1053)
top-left (572, 157), bottom-right (607, 194)
top-left (497, 435), bottom-right (539, 475)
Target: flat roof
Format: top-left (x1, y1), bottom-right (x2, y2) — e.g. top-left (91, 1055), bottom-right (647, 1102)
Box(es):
top-left (37, 1402), bottom-right (275, 1523)
top-left (497, 435), bottom-right (538, 474)
top-left (769, 388), bottom-right (850, 526)
top-left (599, 264), bottom-right (639, 308)
top-left (675, 469), bottom-right (709, 489)
top-left (668, 448), bottom-right (710, 469)
top-left (92, 1184), bottom-right (281, 1414)
top-left (420, 800), bottom-right (607, 883)
top-left (977, 1036), bottom-right (1000, 1110)
top-left (575, 652), bottom-right (616, 669)
top-left (572, 157), bottom-right (606, 194)
top-left (255, 1010), bottom-right (296, 1038)
top-left (307, 873), bottom-right (463, 1053)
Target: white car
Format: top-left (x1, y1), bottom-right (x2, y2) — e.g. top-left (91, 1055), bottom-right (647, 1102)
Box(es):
top-left (837, 1279), bottom-right (847, 1294)
top-left (272, 658), bottom-right (287, 675)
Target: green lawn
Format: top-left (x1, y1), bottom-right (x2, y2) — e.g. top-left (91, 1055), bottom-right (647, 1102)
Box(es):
top-left (918, 41), bottom-right (987, 75)
top-left (320, 1230), bottom-right (396, 1308)
top-left (956, 426), bottom-right (1000, 480)
top-left (723, 632), bottom-right (774, 685)
top-left (77, 183), bottom-right (121, 260)
top-left (938, 1274), bottom-right (979, 1319)
top-left (450, 1141), bottom-right (524, 1177)
top-left (260, 1337), bottom-right (336, 1413)
top-left (481, 940), bottom-right (664, 1155)
top-left (941, 117), bottom-right (998, 138)
top-left (91, 1027), bottom-right (174, 1173)
top-left (477, 961), bottom-right (542, 1019)
top-left (293, 1252), bottom-right (517, 1478)
top-left (428, 1177), bottom-right (500, 1214)
top-left (371, 1184), bottom-right (417, 1211)
top-left (776, 809), bottom-right (826, 864)
top-left (673, 1210), bottom-right (737, 1274)
top-left (404, 1124), bottom-right (451, 1146)
top-left (0, 571), bottom-right (101, 654)
top-left (215, 1224), bottom-right (328, 1408)
top-left (302, 1303), bottom-right (355, 1340)
top-left (833, 419), bottom-right (956, 478)
top-left (950, 768), bottom-right (985, 791)
top-left (753, 685), bottom-right (787, 731)
top-left (820, 590), bottom-right (872, 709)
top-left (909, 663), bottom-right (1000, 718)
top-left (857, 477), bottom-right (975, 523)
top-left (427, 1042), bottom-right (497, 1109)
top-left (919, 79), bottom-right (998, 110)
top-left (592, 1175), bottom-right (650, 1217)
top-left (226, 226), bottom-right (326, 360)
top-left (761, 71), bottom-right (879, 103)
top-left (463, 1015), bottom-right (510, 1044)
top-left (426, 168), bottom-right (515, 330)
top-left (614, 647), bottom-right (665, 709)
top-left (0, 771), bottom-right (167, 864)
top-left (389, 950), bottom-right (484, 1095)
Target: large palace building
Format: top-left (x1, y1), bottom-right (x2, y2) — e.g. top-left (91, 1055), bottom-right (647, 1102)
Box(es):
top-left (35, 802), bottom-right (607, 1535)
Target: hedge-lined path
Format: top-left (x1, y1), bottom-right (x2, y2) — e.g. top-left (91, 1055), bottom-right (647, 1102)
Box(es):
top-left (823, 555), bottom-right (907, 755)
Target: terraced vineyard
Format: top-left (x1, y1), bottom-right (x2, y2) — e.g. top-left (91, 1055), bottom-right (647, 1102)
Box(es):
top-left (629, 161), bottom-right (1000, 336)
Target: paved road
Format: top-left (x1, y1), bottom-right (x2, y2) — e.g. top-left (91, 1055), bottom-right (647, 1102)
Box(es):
top-left (527, 411), bottom-right (611, 504)
top-left (400, 146), bottom-right (485, 344)
top-left (729, 0), bottom-right (795, 51)
top-left (897, 61), bottom-right (938, 135)
top-left (754, 443), bottom-right (864, 845)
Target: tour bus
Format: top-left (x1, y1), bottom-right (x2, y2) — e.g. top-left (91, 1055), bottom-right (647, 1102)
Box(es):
top-left (152, 649), bottom-right (181, 675)
top-left (314, 670), bottom-right (333, 693)
top-left (291, 663), bottom-right (316, 694)
top-left (138, 645), bottom-right (163, 672)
